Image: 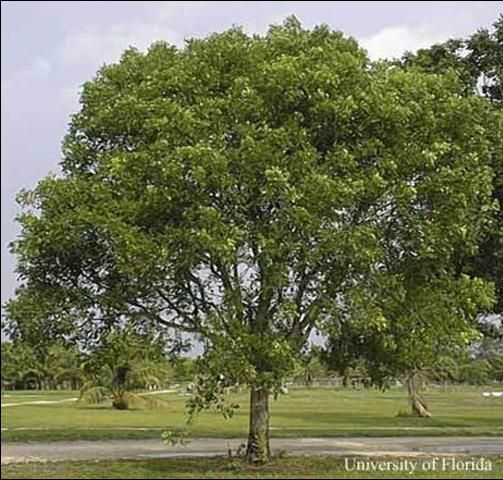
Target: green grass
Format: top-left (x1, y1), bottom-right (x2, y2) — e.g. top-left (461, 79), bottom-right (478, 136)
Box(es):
top-left (2, 385), bottom-right (503, 442)
top-left (2, 455), bottom-right (502, 479)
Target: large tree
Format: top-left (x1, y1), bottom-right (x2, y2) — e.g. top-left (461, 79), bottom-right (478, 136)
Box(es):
top-left (322, 274), bottom-right (494, 416)
top-left (400, 16), bottom-right (503, 313)
top-left (322, 17), bottom-right (502, 417)
top-left (5, 18), bottom-right (497, 461)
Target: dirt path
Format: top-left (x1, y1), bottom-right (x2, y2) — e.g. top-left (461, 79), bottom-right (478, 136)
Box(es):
top-left (1, 398), bottom-right (77, 407)
top-left (1, 389), bottom-right (176, 408)
top-left (2, 437), bottom-right (502, 464)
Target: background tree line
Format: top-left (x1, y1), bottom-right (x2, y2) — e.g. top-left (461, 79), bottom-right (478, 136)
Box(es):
top-left (1, 332), bottom-right (196, 394)
top-left (3, 329), bottom-right (502, 392)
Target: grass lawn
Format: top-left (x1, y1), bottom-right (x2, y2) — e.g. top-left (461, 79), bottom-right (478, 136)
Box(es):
top-left (2, 455), bottom-right (502, 479)
top-left (2, 385), bottom-right (502, 442)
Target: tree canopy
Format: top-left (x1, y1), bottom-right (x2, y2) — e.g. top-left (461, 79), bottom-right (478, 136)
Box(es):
top-left (400, 16), bottom-right (503, 313)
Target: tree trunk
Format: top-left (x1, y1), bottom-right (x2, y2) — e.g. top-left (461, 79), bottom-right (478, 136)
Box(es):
top-left (406, 372), bottom-right (431, 418)
top-left (245, 387), bottom-right (270, 463)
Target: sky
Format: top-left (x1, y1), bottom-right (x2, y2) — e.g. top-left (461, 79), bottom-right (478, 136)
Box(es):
top-left (2, 1), bottom-right (503, 306)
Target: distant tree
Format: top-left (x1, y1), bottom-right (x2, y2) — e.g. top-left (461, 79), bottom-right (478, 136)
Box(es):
top-left (470, 320), bottom-right (503, 382)
top-left (488, 354), bottom-right (503, 381)
top-left (324, 275), bottom-right (494, 416)
top-left (171, 358), bottom-right (196, 383)
top-left (294, 348), bottom-right (328, 386)
top-left (430, 355), bottom-right (461, 383)
top-left (1, 341), bottom-right (41, 390)
top-left (459, 358), bottom-right (492, 385)
top-left (47, 343), bottom-right (85, 390)
top-left (78, 329), bottom-right (170, 409)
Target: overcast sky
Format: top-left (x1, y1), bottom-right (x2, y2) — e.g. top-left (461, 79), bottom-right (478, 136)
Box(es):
top-left (2, 1), bottom-right (502, 305)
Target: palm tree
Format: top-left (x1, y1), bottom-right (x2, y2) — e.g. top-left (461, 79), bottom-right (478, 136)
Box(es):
top-left (43, 343), bottom-right (83, 390)
top-left (78, 359), bottom-right (170, 409)
top-left (1, 341), bottom-right (42, 390)
top-left (295, 349), bottom-right (328, 386)
top-left (77, 330), bottom-right (171, 410)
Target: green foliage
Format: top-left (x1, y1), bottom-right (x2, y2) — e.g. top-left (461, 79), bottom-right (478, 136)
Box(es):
top-left (1, 340), bottom-right (81, 390)
top-left (78, 384), bottom-right (109, 405)
top-left (170, 358), bottom-right (196, 383)
top-left (161, 428), bottom-right (191, 446)
top-left (431, 355), bottom-right (461, 382)
top-left (1, 341), bottom-right (40, 388)
top-left (488, 354), bottom-right (503, 380)
top-left (77, 328), bottom-right (171, 409)
top-left (399, 16), bottom-right (503, 313)
top-left (323, 275), bottom-right (495, 388)
top-left (459, 358), bottom-right (492, 385)
top-left (293, 348), bottom-right (328, 386)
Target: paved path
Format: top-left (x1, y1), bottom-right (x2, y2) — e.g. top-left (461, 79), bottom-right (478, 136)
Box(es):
top-left (2, 437), bottom-right (502, 464)
top-left (1, 398), bottom-right (77, 407)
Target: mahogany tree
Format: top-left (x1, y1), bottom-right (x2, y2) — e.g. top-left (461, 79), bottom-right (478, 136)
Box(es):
top-left (6, 18), bottom-right (497, 461)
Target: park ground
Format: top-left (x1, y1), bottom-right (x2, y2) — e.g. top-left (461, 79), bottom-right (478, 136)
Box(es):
top-left (2, 385), bottom-right (502, 441)
top-left (2, 385), bottom-right (502, 478)
top-left (2, 455), bottom-right (503, 479)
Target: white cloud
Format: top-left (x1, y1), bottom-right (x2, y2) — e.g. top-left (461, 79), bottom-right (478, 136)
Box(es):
top-left (158, 1), bottom-right (289, 37)
top-left (360, 26), bottom-right (453, 61)
top-left (60, 23), bottom-right (182, 69)
top-left (242, 12), bottom-right (289, 35)
top-left (159, 1), bottom-right (218, 20)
